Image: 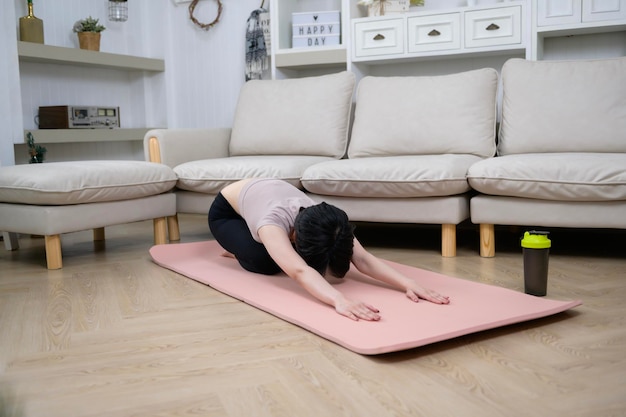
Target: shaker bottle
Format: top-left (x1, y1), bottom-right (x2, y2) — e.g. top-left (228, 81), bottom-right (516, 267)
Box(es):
top-left (521, 231), bottom-right (551, 296)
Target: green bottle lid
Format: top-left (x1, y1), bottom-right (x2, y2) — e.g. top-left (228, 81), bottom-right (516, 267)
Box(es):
top-left (521, 231), bottom-right (551, 249)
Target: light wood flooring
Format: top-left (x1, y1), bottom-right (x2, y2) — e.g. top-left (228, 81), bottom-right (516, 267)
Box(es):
top-left (1, 214), bottom-right (625, 417)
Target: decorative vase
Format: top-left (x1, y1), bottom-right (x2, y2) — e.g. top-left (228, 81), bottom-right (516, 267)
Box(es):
top-left (19, 0), bottom-right (44, 44)
top-left (78, 32), bottom-right (101, 51)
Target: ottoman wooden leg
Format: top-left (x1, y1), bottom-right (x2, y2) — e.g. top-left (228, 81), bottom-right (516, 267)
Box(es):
top-left (441, 224), bottom-right (456, 257)
top-left (154, 217), bottom-right (167, 245)
top-left (45, 234), bottom-right (63, 269)
top-left (167, 214), bottom-right (180, 242)
top-left (3, 232), bottom-right (19, 251)
top-left (480, 223), bottom-right (495, 258)
top-left (93, 227), bottom-right (105, 241)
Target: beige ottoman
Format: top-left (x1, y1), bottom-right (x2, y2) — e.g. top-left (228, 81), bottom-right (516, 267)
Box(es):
top-left (0, 160), bottom-right (178, 269)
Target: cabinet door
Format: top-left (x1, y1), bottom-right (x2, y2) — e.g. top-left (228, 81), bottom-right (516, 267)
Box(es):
top-left (537, 0), bottom-right (582, 26)
top-left (582, 0), bottom-right (626, 22)
top-left (465, 6), bottom-right (522, 48)
top-left (354, 18), bottom-right (404, 58)
top-left (407, 13), bottom-right (461, 53)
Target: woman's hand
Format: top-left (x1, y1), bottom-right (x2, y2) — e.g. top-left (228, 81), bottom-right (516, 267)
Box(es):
top-left (405, 285), bottom-right (450, 305)
top-left (335, 296), bottom-right (381, 321)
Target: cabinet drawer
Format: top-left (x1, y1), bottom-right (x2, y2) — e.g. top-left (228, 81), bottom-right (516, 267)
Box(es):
top-left (465, 6), bottom-right (522, 48)
top-left (407, 13), bottom-right (461, 53)
top-left (354, 18), bottom-right (404, 58)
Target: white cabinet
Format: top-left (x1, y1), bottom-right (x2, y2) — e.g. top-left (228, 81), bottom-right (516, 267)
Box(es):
top-left (532, 0), bottom-right (626, 59)
top-left (537, 0), bottom-right (582, 26)
top-left (537, 0), bottom-right (626, 26)
top-left (583, 0), bottom-right (626, 22)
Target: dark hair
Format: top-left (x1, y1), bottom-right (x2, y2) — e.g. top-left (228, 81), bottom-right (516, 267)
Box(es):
top-left (293, 202), bottom-right (354, 278)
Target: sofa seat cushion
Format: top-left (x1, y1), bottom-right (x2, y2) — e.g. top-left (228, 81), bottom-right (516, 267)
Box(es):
top-left (348, 69), bottom-right (498, 159)
top-left (0, 161), bottom-right (177, 205)
top-left (301, 154), bottom-right (481, 198)
top-left (499, 57), bottom-right (626, 155)
top-left (174, 155), bottom-right (336, 194)
top-left (229, 71), bottom-right (355, 158)
top-left (467, 153), bottom-right (626, 201)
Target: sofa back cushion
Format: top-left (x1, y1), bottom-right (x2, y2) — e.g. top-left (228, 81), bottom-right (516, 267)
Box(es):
top-left (498, 57), bottom-right (626, 155)
top-left (229, 71), bottom-right (355, 158)
top-left (347, 68), bottom-right (498, 159)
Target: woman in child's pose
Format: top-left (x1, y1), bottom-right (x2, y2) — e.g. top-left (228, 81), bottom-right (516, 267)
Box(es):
top-left (209, 178), bottom-right (449, 321)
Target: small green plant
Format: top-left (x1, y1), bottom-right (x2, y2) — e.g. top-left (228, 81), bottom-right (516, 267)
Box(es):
top-left (26, 132), bottom-right (46, 163)
top-left (73, 16), bottom-right (106, 33)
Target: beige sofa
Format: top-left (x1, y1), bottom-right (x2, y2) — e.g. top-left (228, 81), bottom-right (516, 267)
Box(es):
top-left (145, 69), bottom-right (499, 257)
top-left (468, 57), bottom-right (626, 257)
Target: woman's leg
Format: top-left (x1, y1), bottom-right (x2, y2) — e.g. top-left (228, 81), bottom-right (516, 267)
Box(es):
top-left (208, 193), bottom-right (281, 275)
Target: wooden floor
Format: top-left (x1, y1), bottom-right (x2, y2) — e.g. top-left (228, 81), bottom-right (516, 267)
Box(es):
top-left (1, 214), bottom-right (625, 417)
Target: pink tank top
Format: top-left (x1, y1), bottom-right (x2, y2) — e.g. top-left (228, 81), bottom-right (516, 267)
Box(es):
top-left (238, 179), bottom-right (315, 242)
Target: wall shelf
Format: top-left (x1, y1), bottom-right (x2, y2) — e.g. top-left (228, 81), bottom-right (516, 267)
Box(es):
top-left (17, 41), bottom-right (165, 72)
top-left (274, 47), bottom-right (347, 68)
top-left (24, 128), bottom-right (157, 144)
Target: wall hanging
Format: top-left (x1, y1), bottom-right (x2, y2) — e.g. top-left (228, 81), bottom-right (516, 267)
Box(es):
top-left (189, 0), bottom-right (223, 30)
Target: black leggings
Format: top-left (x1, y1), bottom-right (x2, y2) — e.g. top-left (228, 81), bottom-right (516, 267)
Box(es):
top-left (208, 192), bottom-right (281, 275)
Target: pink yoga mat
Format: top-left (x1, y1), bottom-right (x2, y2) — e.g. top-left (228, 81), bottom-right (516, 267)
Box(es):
top-left (150, 240), bottom-right (581, 355)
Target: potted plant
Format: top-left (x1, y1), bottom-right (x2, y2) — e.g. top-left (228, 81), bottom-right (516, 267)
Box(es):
top-left (73, 16), bottom-right (105, 51)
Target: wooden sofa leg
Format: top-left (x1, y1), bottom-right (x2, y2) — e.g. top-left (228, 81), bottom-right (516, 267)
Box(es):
top-left (167, 214), bottom-right (181, 242)
top-left (441, 224), bottom-right (456, 257)
top-left (93, 227), bottom-right (105, 241)
top-left (45, 234), bottom-right (63, 270)
top-left (480, 224), bottom-right (495, 258)
top-left (154, 217), bottom-right (167, 245)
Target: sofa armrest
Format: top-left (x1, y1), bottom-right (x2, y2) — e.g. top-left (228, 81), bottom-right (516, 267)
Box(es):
top-left (143, 128), bottom-right (231, 168)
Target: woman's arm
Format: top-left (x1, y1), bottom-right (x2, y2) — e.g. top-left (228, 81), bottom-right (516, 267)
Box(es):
top-left (350, 238), bottom-right (450, 305)
top-left (258, 225), bottom-right (381, 321)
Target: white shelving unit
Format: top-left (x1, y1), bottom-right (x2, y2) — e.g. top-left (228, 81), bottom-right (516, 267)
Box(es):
top-left (16, 42), bottom-right (165, 145)
top-left (270, 0), bottom-right (626, 79)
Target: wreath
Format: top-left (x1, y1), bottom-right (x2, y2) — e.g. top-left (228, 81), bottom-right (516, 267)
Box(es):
top-left (189, 0), bottom-right (223, 31)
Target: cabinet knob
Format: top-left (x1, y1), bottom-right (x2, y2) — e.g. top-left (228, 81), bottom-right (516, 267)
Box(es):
top-left (428, 29), bottom-right (441, 37)
top-left (486, 23), bottom-right (500, 31)
top-left (373, 33), bottom-right (385, 40)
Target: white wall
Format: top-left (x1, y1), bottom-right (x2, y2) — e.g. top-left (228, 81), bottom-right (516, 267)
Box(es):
top-left (0, 3), bottom-right (22, 166)
top-left (164, 0), bottom-right (262, 128)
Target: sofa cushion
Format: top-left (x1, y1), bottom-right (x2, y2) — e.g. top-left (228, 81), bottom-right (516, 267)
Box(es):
top-left (0, 161), bottom-right (177, 205)
top-left (229, 71), bottom-right (355, 158)
top-left (348, 68), bottom-right (498, 159)
top-left (467, 153), bottom-right (626, 201)
top-left (498, 57), bottom-right (626, 155)
top-left (301, 155), bottom-right (481, 197)
top-left (174, 155), bottom-right (336, 194)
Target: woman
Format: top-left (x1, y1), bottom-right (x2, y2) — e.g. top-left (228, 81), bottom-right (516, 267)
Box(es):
top-left (209, 178), bottom-right (449, 321)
